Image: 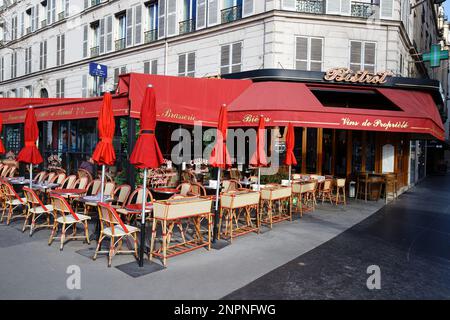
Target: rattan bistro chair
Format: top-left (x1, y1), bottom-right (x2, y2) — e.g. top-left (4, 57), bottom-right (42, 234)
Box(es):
top-left (48, 194), bottom-right (91, 250)
top-left (22, 187), bottom-right (54, 236)
top-left (94, 202), bottom-right (139, 267)
top-left (110, 184), bottom-right (132, 210)
top-left (1, 181), bottom-right (26, 225)
top-left (321, 179), bottom-right (333, 204)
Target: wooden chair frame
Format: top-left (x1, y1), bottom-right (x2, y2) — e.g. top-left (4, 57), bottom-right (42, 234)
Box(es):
top-left (22, 187), bottom-right (54, 236)
top-left (0, 182), bottom-right (26, 225)
top-left (94, 202), bottom-right (139, 267)
top-left (260, 186), bottom-right (292, 228)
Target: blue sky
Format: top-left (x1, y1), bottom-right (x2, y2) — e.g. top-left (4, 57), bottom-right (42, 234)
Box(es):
top-left (444, 1), bottom-right (450, 17)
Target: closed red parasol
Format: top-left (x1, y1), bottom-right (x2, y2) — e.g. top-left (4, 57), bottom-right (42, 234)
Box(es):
top-left (130, 84), bottom-right (163, 267)
top-left (209, 104), bottom-right (231, 169)
top-left (92, 92), bottom-right (116, 203)
top-left (92, 92), bottom-right (116, 166)
top-left (284, 123), bottom-right (297, 184)
top-left (130, 86), bottom-right (164, 169)
top-left (250, 116), bottom-right (268, 190)
top-left (17, 107), bottom-right (43, 188)
top-left (0, 113), bottom-right (5, 154)
top-left (209, 104), bottom-right (232, 242)
top-left (17, 107), bottom-right (43, 165)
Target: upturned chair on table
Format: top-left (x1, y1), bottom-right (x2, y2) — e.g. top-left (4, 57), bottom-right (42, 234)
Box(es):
top-left (22, 187), bottom-right (54, 236)
top-left (93, 202), bottom-right (140, 267)
top-left (48, 194), bottom-right (91, 250)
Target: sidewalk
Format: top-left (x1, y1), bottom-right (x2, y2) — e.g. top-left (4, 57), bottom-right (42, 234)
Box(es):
top-left (0, 195), bottom-right (385, 299)
top-left (224, 174), bottom-right (450, 299)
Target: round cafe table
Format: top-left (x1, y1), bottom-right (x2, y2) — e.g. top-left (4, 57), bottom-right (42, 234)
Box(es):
top-left (52, 188), bottom-right (87, 196)
top-left (124, 203), bottom-right (154, 213)
top-left (151, 187), bottom-right (179, 200)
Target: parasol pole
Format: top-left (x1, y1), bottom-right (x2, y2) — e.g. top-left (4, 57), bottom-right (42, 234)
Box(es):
top-left (139, 169), bottom-right (148, 267)
top-left (29, 163), bottom-right (33, 188)
top-left (257, 167), bottom-right (261, 191)
top-left (288, 165), bottom-right (292, 185)
top-left (100, 165), bottom-right (105, 202)
top-left (213, 167), bottom-right (221, 242)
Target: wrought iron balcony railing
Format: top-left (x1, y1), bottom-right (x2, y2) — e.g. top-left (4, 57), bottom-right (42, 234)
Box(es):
top-left (351, 1), bottom-right (374, 18)
top-left (179, 19), bottom-right (195, 35)
top-left (221, 5), bottom-right (242, 24)
top-left (58, 11), bottom-right (65, 21)
top-left (296, 0), bottom-right (324, 14)
top-left (144, 29), bottom-right (158, 43)
top-left (41, 20), bottom-right (47, 28)
top-left (115, 38), bottom-right (126, 51)
top-left (91, 0), bottom-right (101, 6)
top-left (90, 46), bottom-right (99, 57)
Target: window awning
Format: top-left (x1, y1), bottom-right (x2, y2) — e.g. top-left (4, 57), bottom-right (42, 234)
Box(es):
top-left (118, 73), bottom-right (252, 126)
top-left (227, 81), bottom-right (445, 140)
top-left (0, 95), bottom-right (130, 124)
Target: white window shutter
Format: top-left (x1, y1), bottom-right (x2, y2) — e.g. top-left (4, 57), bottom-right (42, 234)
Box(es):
top-left (282, 0), bottom-right (296, 10)
top-left (126, 8), bottom-right (133, 47)
top-left (340, 0), bottom-right (350, 16)
top-left (31, 6), bottom-right (35, 31)
top-left (167, 0), bottom-right (177, 36)
top-left (220, 44), bottom-right (230, 74)
top-left (65, 0), bottom-right (69, 17)
top-left (151, 59), bottom-right (158, 74)
top-left (82, 24), bottom-right (88, 57)
top-left (187, 52), bottom-right (195, 76)
top-left (106, 15), bottom-right (112, 52)
top-left (134, 5), bottom-right (142, 45)
top-left (158, 0), bottom-right (166, 39)
top-left (99, 18), bottom-right (105, 54)
top-left (144, 61), bottom-right (150, 73)
top-left (178, 54), bottom-right (186, 75)
top-left (310, 38), bottom-right (323, 71)
top-left (208, 0), bottom-right (218, 26)
top-left (196, 0), bottom-right (206, 29)
top-left (350, 41), bottom-right (362, 70)
top-left (295, 37), bottom-right (308, 70)
top-left (380, 0), bottom-right (393, 19)
top-left (326, 0), bottom-right (340, 14)
top-left (35, 5), bottom-right (39, 30)
top-left (231, 42), bottom-right (242, 73)
top-left (242, 0), bottom-right (254, 17)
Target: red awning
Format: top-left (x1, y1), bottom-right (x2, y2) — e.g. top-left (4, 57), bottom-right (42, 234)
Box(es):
top-left (227, 82), bottom-right (445, 140)
top-left (0, 95), bottom-right (129, 124)
top-left (118, 73), bottom-right (252, 126)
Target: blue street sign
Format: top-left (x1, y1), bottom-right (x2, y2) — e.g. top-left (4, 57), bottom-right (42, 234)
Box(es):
top-left (89, 62), bottom-right (107, 78)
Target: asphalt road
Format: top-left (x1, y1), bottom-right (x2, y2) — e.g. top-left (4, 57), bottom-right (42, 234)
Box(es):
top-left (224, 175), bottom-right (450, 299)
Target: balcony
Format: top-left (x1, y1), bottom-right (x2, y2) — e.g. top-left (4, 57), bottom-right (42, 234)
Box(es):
top-left (351, 1), bottom-right (374, 18)
top-left (144, 29), bottom-right (157, 43)
top-left (91, 0), bottom-right (101, 6)
top-left (296, 0), bottom-right (324, 14)
top-left (115, 38), bottom-right (126, 51)
top-left (41, 20), bottom-right (47, 28)
top-left (179, 19), bottom-right (195, 35)
top-left (58, 11), bottom-right (65, 21)
top-left (90, 46), bottom-right (99, 57)
top-left (26, 27), bottom-right (31, 35)
top-left (221, 5), bottom-right (242, 24)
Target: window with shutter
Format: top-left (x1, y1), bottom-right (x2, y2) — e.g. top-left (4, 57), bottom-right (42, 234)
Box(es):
top-left (208, 0), bottom-right (218, 26)
top-left (106, 16), bottom-right (112, 52)
top-left (167, 0), bottom-right (177, 36)
top-left (84, 0), bottom-right (88, 10)
top-left (231, 42), bottom-right (242, 73)
top-left (326, 0), bottom-right (340, 14)
top-left (295, 37), bottom-right (308, 70)
top-left (126, 8), bottom-right (133, 47)
top-left (82, 24), bottom-right (88, 57)
top-left (295, 36), bottom-right (323, 71)
top-left (380, 0), bottom-right (393, 19)
top-left (65, 0), bottom-right (69, 17)
top-left (61, 34), bottom-right (65, 64)
top-left (363, 42), bottom-right (376, 73)
top-left (242, 0), bottom-right (254, 17)
top-left (35, 4), bottom-right (39, 30)
top-left (310, 38), bottom-right (322, 71)
top-left (220, 44), bottom-right (231, 75)
top-left (56, 35), bottom-right (60, 66)
top-left (99, 18), bottom-right (105, 54)
top-left (144, 61), bottom-right (150, 73)
top-left (350, 41), bottom-right (362, 70)
top-left (158, 0), bottom-right (166, 38)
top-left (178, 54), bottom-right (186, 76)
top-left (20, 12), bottom-right (24, 37)
top-left (151, 59), bottom-right (158, 74)
top-left (135, 5), bottom-right (142, 45)
top-left (281, 0), bottom-right (295, 10)
top-left (82, 75), bottom-right (87, 97)
top-left (350, 40), bottom-right (376, 72)
top-left (187, 52), bottom-right (195, 77)
top-left (196, 0), bottom-right (206, 29)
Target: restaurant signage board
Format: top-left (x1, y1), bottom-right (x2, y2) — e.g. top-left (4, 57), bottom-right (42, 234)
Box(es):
top-left (323, 68), bottom-right (393, 84)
